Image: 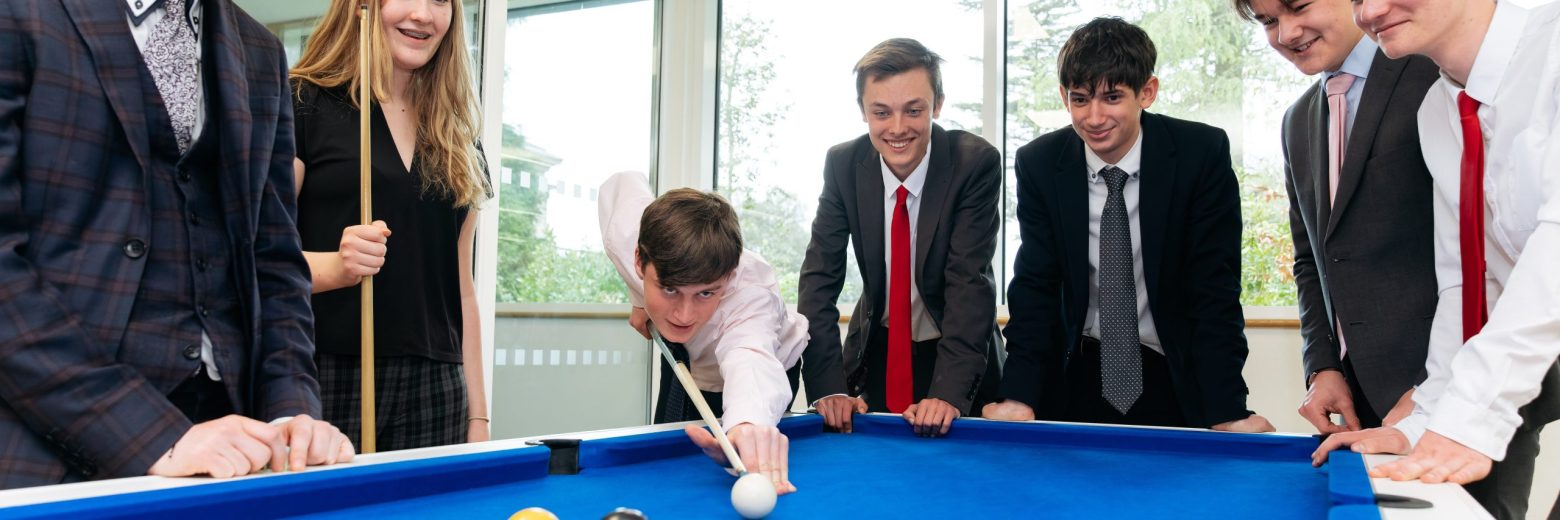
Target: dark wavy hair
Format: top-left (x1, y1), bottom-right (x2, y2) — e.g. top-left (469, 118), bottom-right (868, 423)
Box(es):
top-left (636, 189), bottom-right (743, 287)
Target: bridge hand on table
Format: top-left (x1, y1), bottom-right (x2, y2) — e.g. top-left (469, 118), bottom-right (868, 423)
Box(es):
top-left (685, 423), bottom-right (796, 495)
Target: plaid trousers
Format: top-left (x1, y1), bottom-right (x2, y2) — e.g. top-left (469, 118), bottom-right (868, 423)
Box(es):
top-left (317, 354), bottom-right (467, 451)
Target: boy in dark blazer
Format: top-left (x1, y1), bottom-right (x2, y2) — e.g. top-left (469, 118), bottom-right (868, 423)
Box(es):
top-left (1231, 0), bottom-right (1439, 435)
top-left (798, 38), bottom-right (1003, 437)
top-left (0, 0), bottom-right (351, 489)
top-left (984, 17), bottom-right (1273, 432)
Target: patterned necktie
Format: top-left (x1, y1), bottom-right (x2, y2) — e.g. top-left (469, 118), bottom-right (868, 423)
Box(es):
top-left (1325, 72), bottom-right (1356, 359)
top-left (1456, 92), bottom-right (1488, 341)
top-left (1098, 166), bottom-right (1141, 415)
top-left (886, 186), bottom-right (913, 413)
top-left (143, 0), bottom-right (199, 154)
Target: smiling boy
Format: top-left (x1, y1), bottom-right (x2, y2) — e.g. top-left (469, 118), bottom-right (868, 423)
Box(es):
top-left (797, 39), bottom-right (1004, 438)
top-left (1229, 0), bottom-right (1440, 437)
top-left (984, 17), bottom-right (1273, 433)
top-left (1309, 1), bottom-right (1560, 517)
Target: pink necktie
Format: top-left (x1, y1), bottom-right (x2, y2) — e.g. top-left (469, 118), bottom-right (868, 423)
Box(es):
top-left (1326, 73), bottom-right (1357, 206)
top-left (1326, 73), bottom-right (1356, 359)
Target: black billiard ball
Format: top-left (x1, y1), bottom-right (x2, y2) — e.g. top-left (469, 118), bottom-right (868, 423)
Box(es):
top-left (601, 507), bottom-right (646, 520)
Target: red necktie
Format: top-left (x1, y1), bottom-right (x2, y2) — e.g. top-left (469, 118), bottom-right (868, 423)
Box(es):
top-left (1457, 92), bottom-right (1488, 342)
top-left (887, 186), bottom-right (913, 412)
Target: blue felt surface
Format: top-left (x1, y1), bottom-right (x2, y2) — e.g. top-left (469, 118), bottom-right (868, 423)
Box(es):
top-left (3, 415), bottom-right (1377, 519)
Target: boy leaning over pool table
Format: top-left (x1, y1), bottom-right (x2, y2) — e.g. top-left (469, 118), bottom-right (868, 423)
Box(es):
top-left (598, 171), bottom-right (809, 495)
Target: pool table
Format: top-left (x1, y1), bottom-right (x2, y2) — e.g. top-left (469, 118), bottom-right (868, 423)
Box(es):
top-left (0, 414), bottom-right (1487, 519)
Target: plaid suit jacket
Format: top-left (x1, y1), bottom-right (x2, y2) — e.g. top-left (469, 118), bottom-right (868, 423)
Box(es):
top-left (0, 0), bottom-right (319, 488)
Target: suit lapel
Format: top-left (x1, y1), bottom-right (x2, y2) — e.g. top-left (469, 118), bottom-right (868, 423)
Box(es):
top-left (915, 125), bottom-right (951, 287)
top-left (1326, 51), bottom-right (1402, 237)
top-left (1057, 134), bottom-right (1090, 305)
top-left (1309, 83), bottom-right (1334, 232)
top-left (201, 0), bottom-right (256, 234)
top-left (856, 140), bottom-right (887, 303)
top-left (61, 0), bottom-right (152, 176)
top-left (1137, 113), bottom-right (1174, 295)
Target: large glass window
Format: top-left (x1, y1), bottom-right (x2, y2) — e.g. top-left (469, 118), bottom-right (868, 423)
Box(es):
top-left (497, 0), bottom-right (655, 305)
top-left (492, 0), bottom-right (657, 438)
top-left (717, 0), bottom-right (986, 305)
top-left (719, 0), bottom-right (1310, 307)
top-left (1006, 0), bottom-right (1310, 306)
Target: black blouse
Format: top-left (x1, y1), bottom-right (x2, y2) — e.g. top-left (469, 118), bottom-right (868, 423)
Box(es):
top-left (293, 82), bottom-right (467, 363)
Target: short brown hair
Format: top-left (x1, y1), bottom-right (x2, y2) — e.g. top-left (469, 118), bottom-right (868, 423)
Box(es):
top-left (854, 38), bottom-right (945, 108)
top-left (1230, 0), bottom-right (1295, 23)
top-left (1057, 17), bottom-right (1157, 96)
top-left (636, 189), bottom-right (744, 287)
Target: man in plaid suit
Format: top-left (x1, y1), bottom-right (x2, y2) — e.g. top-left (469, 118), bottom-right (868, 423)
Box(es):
top-left (0, 0), bottom-right (352, 489)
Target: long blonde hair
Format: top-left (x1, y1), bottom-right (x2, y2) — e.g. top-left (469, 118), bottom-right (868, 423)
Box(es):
top-left (290, 0), bottom-right (488, 208)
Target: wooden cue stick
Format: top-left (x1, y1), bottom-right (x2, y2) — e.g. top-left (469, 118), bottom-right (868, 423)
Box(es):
top-left (358, 2), bottom-right (376, 455)
top-left (649, 328), bottom-right (749, 476)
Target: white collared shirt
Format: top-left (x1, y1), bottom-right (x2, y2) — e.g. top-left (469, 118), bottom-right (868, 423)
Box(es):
top-left (599, 172), bottom-right (809, 431)
top-left (127, 0), bottom-right (217, 380)
top-left (1082, 130), bottom-right (1162, 354)
top-left (1395, 0), bottom-right (1560, 460)
top-left (879, 139), bottom-right (941, 342)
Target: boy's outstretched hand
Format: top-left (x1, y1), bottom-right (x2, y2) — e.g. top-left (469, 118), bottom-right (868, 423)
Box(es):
top-left (685, 423), bottom-right (795, 495)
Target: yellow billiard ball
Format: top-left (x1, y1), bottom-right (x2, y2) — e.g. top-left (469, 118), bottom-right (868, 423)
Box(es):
top-left (510, 507), bottom-right (559, 520)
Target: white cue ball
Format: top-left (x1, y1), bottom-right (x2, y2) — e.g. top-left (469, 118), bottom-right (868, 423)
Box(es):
top-left (731, 473), bottom-right (777, 519)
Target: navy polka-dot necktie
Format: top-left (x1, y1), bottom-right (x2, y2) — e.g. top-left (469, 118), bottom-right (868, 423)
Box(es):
top-left (1098, 166), bottom-right (1141, 415)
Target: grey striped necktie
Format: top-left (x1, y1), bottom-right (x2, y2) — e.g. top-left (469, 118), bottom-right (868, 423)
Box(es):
top-left (1098, 166), bottom-right (1142, 415)
top-left (142, 0), bottom-right (199, 154)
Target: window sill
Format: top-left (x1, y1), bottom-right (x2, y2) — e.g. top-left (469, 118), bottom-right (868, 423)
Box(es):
top-left (495, 303), bottom-right (1302, 328)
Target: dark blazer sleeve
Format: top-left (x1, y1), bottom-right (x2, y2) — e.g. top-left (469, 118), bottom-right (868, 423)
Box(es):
top-left (1280, 101), bottom-right (1341, 382)
top-left (1183, 128), bottom-right (1251, 426)
top-left (796, 145), bottom-right (853, 400)
top-left (997, 140), bottom-right (1068, 412)
top-left (248, 42), bottom-right (322, 422)
top-left (927, 138), bottom-right (1002, 413)
top-left (0, 1), bottom-right (191, 480)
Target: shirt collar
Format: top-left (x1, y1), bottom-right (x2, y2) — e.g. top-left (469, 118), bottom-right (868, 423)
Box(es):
top-left (126, 0), bottom-right (200, 27)
top-left (1459, 0), bottom-right (1528, 104)
top-left (1332, 35), bottom-right (1378, 80)
top-left (881, 136), bottom-right (932, 199)
top-left (126, 0), bottom-right (157, 19)
top-left (1083, 129), bottom-right (1144, 182)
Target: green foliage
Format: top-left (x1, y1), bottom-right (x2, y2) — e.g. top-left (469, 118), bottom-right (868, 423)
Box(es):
top-left (494, 123), bottom-right (626, 304)
top-left (719, 15), bottom-right (864, 305)
top-left (1236, 165), bottom-right (1298, 306)
top-left (1005, 0), bottom-right (1302, 307)
top-left (496, 1), bottom-right (1304, 308)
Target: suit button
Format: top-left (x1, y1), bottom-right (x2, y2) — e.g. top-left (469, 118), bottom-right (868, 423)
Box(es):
top-left (198, 304), bottom-right (209, 317)
top-left (123, 239), bottom-right (146, 259)
top-left (178, 169), bottom-right (191, 183)
top-left (183, 344), bottom-right (200, 360)
top-left (196, 259), bottom-right (210, 272)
